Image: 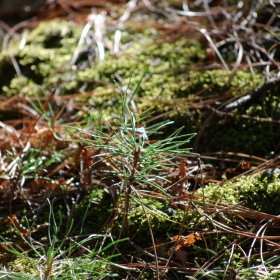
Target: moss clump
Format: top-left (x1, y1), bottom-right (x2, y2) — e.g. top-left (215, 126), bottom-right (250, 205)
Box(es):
top-left (6, 257), bottom-right (37, 277)
top-left (124, 197), bottom-right (182, 242)
top-left (186, 70), bottom-right (264, 97)
top-left (197, 171), bottom-right (280, 215)
top-left (0, 20), bottom-right (81, 97)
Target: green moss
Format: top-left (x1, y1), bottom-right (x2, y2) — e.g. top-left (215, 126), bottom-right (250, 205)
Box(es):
top-left (72, 189), bottom-right (112, 234)
top-left (198, 172), bottom-right (280, 215)
top-left (186, 70), bottom-right (264, 97)
top-left (268, 267), bottom-right (280, 279)
top-left (0, 20), bottom-right (81, 97)
top-left (1, 17), bottom-right (277, 157)
top-left (7, 257), bottom-right (37, 276)
top-left (0, 18), bottom-right (207, 100)
top-left (2, 76), bottom-right (37, 97)
top-left (73, 188), bottom-right (200, 249)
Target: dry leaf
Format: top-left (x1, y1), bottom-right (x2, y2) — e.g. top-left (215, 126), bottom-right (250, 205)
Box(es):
top-left (172, 233), bottom-right (202, 248)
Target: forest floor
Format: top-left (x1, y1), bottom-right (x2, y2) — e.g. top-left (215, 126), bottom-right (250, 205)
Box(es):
top-left (1, 1), bottom-right (280, 279)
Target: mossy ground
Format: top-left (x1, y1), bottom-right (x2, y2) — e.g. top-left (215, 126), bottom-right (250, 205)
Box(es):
top-left (1, 3), bottom-right (280, 278)
top-left (1, 19), bottom-right (276, 157)
top-left (198, 171), bottom-right (280, 215)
